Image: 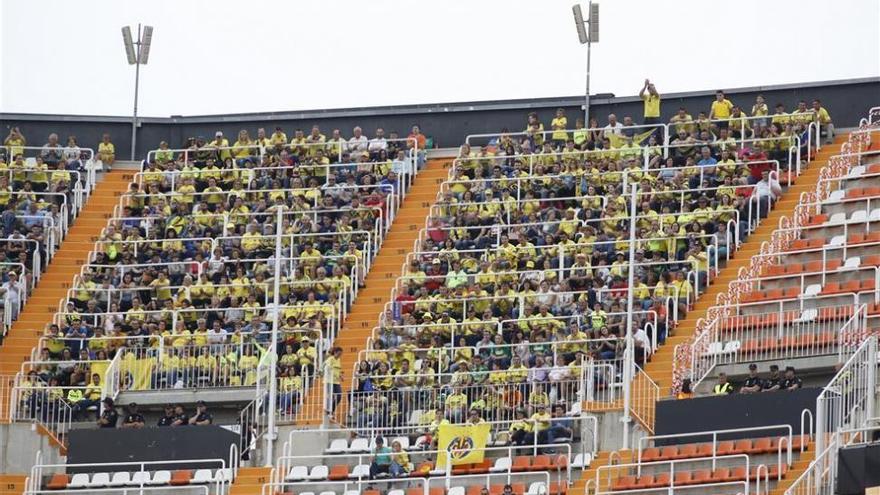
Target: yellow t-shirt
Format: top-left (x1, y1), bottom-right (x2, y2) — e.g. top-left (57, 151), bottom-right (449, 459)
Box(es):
top-left (711, 99), bottom-right (734, 119)
top-left (551, 117), bottom-right (568, 141)
top-left (643, 94), bottom-right (661, 118)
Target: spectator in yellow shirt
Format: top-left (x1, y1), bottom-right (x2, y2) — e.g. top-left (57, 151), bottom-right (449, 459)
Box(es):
top-left (812, 99), bottom-right (834, 144)
top-left (98, 133), bottom-right (115, 168)
top-left (709, 90), bottom-right (734, 129)
top-left (639, 79), bottom-right (661, 125)
top-left (550, 108), bottom-right (568, 149)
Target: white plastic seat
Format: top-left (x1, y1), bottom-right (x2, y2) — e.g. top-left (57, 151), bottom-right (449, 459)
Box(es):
top-left (87, 473), bottom-right (110, 488)
top-left (490, 456), bottom-right (512, 472)
top-left (389, 490), bottom-right (408, 495)
top-left (214, 469), bottom-right (233, 483)
top-left (68, 474), bottom-right (90, 489)
top-left (869, 208), bottom-right (880, 221)
top-left (392, 436), bottom-right (410, 450)
top-left (572, 452), bottom-right (593, 468)
top-left (108, 472), bottom-right (131, 487)
top-left (344, 491), bottom-right (360, 495)
top-left (411, 435), bottom-right (429, 450)
top-left (447, 488), bottom-right (465, 495)
top-left (527, 481), bottom-right (548, 495)
top-left (408, 410), bottom-right (422, 425)
top-left (299, 492), bottom-right (315, 495)
top-left (707, 342), bottom-right (723, 355)
top-left (192, 469), bottom-right (213, 484)
top-left (723, 340), bottom-right (741, 353)
top-left (128, 471), bottom-right (151, 486)
top-left (307, 465), bottom-right (329, 480)
top-left (829, 235), bottom-right (846, 247)
top-left (794, 308), bottom-right (818, 323)
top-left (347, 437), bottom-right (369, 453)
top-left (827, 212), bottom-right (847, 225)
top-left (349, 464), bottom-right (369, 479)
top-left (804, 284), bottom-right (823, 297)
top-left (319, 492), bottom-right (336, 495)
top-left (287, 465), bottom-right (309, 481)
top-left (826, 189), bottom-right (846, 203)
top-left (414, 359), bottom-right (423, 370)
top-left (847, 165), bottom-right (866, 178)
top-left (844, 257), bottom-right (862, 269)
top-left (326, 438), bottom-right (349, 454)
top-left (567, 402), bottom-right (583, 416)
top-left (850, 210), bottom-right (868, 223)
top-left (150, 471), bottom-right (171, 485)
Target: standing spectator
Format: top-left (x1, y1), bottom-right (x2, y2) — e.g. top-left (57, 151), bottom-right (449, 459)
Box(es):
top-left (3, 126), bottom-right (26, 160)
top-left (0, 271), bottom-right (25, 320)
top-left (98, 133), bottom-right (116, 169)
top-left (709, 90), bottom-right (734, 128)
top-left (740, 363), bottom-right (763, 394)
top-left (98, 397), bottom-right (118, 428)
top-left (550, 108), bottom-right (568, 149)
top-left (781, 366), bottom-right (803, 390)
top-left (751, 95), bottom-right (769, 128)
top-left (639, 79), bottom-right (661, 125)
top-left (751, 170), bottom-right (782, 219)
top-left (812, 100), bottom-right (834, 144)
top-left (407, 125), bottom-right (427, 168)
top-left (712, 373), bottom-right (733, 394)
top-left (122, 403), bottom-right (146, 428)
top-left (189, 400), bottom-right (213, 425)
top-left (323, 346), bottom-right (343, 414)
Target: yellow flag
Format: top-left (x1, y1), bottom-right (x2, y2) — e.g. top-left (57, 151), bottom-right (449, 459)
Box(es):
top-left (607, 129), bottom-right (656, 149)
top-left (121, 357), bottom-right (154, 391)
top-left (436, 422), bottom-right (491, 468)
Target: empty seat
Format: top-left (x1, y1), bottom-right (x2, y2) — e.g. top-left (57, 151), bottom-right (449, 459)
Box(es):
top-left (107, 472), bottom-right (131, 487)
top-left (659, 446), bottom-right (678, 460)
top-left (527, 481), bottom-right (547, 495)
top-left (287, 465), bottom-right (309, 481)
top-left (612, 475), bottom-right (636, 491)
top-left (307, 465), bottom-right (329, 480)
top-left (651, 472), bottom-right (671, 488)
top-left (150, 471), bottom-right (171, 485)
top-left (128, 471), bottom-right (151, 486)
top-left (829, 235), bottom-right (846, 246)
top-left (530, 455), bottom-right (552, 471)
top-left (319, 492), bottom-right (336, 495)
top-left (169, 470), bottom-right (192, 486)
top-left (716, 441), bottom-right (735, 455)
top-left (469, 459), bottom-right (493, 474)
top-left (46, 474), bottom-right (69, 490)
top-left (490, 456), bottom-right (512, 472)
top-left (689, 469), bottom-right (712, 485)
top-left (572, 453), bottom-right (592, 468)
top-left (678, 444), bottom-right (698, 459)
top-left (728, 466), bottom-right (748, 482)
top-left (750, 437), bottom-right (774, 454)
top-left (826, 189), bottom-right (845, 203)
top-left (711, 467), bottom-right (730, 482)
top-left (68, 474), bottom-right (90, 489)
top-left (389, 490), bottom-right (408, 495)
top-left (828, 212), bottom-right (847, 224)
top-left (851, 210), bottom-right (868, 223)
top-left (512, 456), bottom-right (531, 472)
top-left (191, 470), bottom-right (213, 484)
top-left (733, 439), bottom-right (753, 454)
top-left (348, 438), bottom-right (369, 452)
top-left (214, 469), bottom-right (233, 483)
top-left (348, 464), bottom-right (370, 479)
top-left (326, 438), bottom-right (348, 453)
top-left (328, 464), bottom-right (349, 481)
top-left (87, 473), bottom-right (111, 488)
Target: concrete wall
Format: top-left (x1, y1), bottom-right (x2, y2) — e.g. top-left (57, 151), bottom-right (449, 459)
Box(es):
top-left (1, 77), bottom-right (876, 160)
top-left (0, 422), bottom-right (65, 475)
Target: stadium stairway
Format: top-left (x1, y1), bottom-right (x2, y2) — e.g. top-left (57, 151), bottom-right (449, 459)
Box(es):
top-left (0, 171), bottom-right (132, 380)
top-left (297, 159), bottom-right (451, 425)
top-left (0, 474), bottom-right (27, 495)
top-left (638, 135), bottom-right (850, 403)
top-left (229, 466), bottom-right (272, 495)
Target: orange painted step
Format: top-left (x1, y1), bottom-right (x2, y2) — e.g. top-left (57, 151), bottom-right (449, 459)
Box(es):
top-left (230, 466), bottom-right (272, 495)
top-left (0, 170), bottom-right (132, 380)
top-left (296, 159), bottom-right (451, 425)
top-left (640, 135), bottom-right (851, 401)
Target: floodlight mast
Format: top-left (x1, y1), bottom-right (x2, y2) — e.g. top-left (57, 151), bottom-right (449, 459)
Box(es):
top-left (572, 3), bottom-right (598, 124)
top-left (121, 24), bottom-right (153, 161)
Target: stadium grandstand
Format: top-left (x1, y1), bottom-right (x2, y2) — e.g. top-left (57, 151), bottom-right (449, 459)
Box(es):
top-left (1, 2), bottom-right (880, 495)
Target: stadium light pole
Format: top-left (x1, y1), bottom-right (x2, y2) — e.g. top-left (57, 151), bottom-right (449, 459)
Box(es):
top-left (621, 180), bottom-right (638, 448)
top-left (121, 24), bottom-right (153, 161)
top-left (572, 3), bottom-right (599, 124)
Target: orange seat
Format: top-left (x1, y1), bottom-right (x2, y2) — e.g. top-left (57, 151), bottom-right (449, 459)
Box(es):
top-left (549, 481), bottom-right (568, 495)
top-left (697, 443), bottom-right (714, 457)
top-left (716, 440), bottom-right (735, 455)
top-left (783, 287), bottom-right (801, 299)
top-left (733, 439), bottom-right (753, 454)
top-left (678, 444), bottom-right (698, 459)
top-left (634, 475), bottom-right (655, 489)
top-left (807, 214), bottom-right (828, 226)
top-left (363, 490), bottom-right (381, 495)
top-left (766, 265), bottom-right (786, 276)
top-left (428, 490), bottom-right (445, 495)
top-left (328, 464), bottom-right (349, 481)
top-left (816, 332), bottom-right (837, 346)
top-left (863, 255), bottom-right (880, 267)
top-left (728, 466), bottom-right (748, 482)
top-left (843, 280), bottom-right (861, 292)
top-left (511, 483), bottom-right (526, 495)
top-left (673, 471), bottom-right (692, 486)
top-left (169, 470), bottom-right (192, 486)
top-left (411, 461), bottom-right (433, 477)
top-left (554, 455), bottom-right (568, 469)
top-left (865, 187), bottom-right (880, 198)
top-left (867, 232), bottom-right (880, 243)
top-left (861, 279), bottom-right (876, 291)
top-left (512, 456), bottom-right (531, 472)
top-left (786, 263), bottom-right (805, 274)
top-left (711, 467), bottom-right (730, 482)
top-left (750, 437), bottom-right (773, 454)
top-left (612, 475), bottom-right (637, 491)
top-left (765, 288), bottom-right (784, 300)
top-left (821, 282), bottom-right (841, 294)
top-left (791, 435), bottom-right (809, 451)
top-left (650, 472), bottom-right (670, 488)
top-left (849, 234), bottom-right (867, 245)
top-left (409, 489), bottom-right (427, 495)
top-left (689, 469), bottom-right (712, 485)
top-left (640, 447), bottom-right (660, 462)
top-left (789, 239), bottom-right (808, 251)
top-left (452, 463), bottom-right (473, 475)
top-left (660, 446), bottom-right (679, 460)
top-left (826, 259), bottom-right (843, 271)
top-left (47, 474), bottom-right (69, 490)
top-left (469, 459), bottom-right (493, 474)
top-left (768, 463), bottom-right (788, 478)
top-left (467, 487), bottom-right (483, 495)
top-left (530, 455), bottom-right (552, 472)
top-left (846, 187), bottom-right (865, 199)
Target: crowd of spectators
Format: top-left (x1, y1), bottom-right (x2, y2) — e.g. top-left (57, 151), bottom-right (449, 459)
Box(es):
top-left (348, 82), bottom-right (832, 435)
top-left (19, 123), bottom-right (425, 426)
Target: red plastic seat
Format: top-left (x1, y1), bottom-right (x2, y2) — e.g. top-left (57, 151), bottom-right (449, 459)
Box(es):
top-left (711, 467), bottom-right (730, 482)
top-left (549, 481), bottom-right (568, 495)
top-left (750, 437), bottom-right (773, 454)
top-left (328, 464), bottom-right (349, 481)
top-left (678, 444), bottom-right (698, 459)
top-left (640, 447), bottom-right (660, 462)
top-left (612, 475), bottom-right (636, 491)
top-left (169, 470), bottom-right (192, 486)
top-left (512, 456), bottom-right (531, 472)
top-left (47, 474), bottom-right (69, 490)
top-left (689, 469), bottom-right (712, 485)
top-left (650, 472), bottom-right (670, 488)
top-left (469, 460), bottom-right (493, 474)
top-left (673, 471), bottom-right (692, 486)
top-left (732, 439), bottom-right (753, 454)
top-left (530, 455), bottom-right (552, 472)
top-left (635, 475), bottom-right (655, 489)
top-left (728, 466), bottom-right (748, 482)
top-left (716, 440), bottom-right (735, 455)
top-left (659, 446), bottom-right (679, 460)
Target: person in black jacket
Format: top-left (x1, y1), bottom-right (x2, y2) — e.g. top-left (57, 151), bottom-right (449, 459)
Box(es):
top-left (98, 397), bottom-right (118, 428)
top-left (157, 404), bottom-right (176, 426)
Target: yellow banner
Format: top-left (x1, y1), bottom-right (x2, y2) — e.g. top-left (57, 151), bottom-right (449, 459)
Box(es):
top-left (436, 422), bottom-right (491, 468)
top-left (121, 356), bottom-right (154, 391)
top-left (608, 128), bottom-right (655, 149)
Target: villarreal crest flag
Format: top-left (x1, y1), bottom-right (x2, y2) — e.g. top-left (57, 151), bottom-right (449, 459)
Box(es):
top-left (436, 423), bottom-right (491, 468)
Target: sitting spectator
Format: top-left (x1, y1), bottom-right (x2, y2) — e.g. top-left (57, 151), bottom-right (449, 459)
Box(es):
top-left (762, 364), bottom-right (782, 392)
top-left (712, 373), bottom-right (733, 394)
top-left (98, 133), bottom-right (116, 169)
top-left (189, 400), bottom-right (213, 425)
top-left (368, 437), bottom-right (392, 479)
top-left (740, 363), bottom-right (763, 394)
top-left (157, 404), bottom-right (177, 426)
top-left (98, 397), bottom-right (118, 428)
top-left (781, 366), bottom-right (803, 390)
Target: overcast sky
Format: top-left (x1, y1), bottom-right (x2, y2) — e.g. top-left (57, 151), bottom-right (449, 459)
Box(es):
top-left (1, 0), bottom-right (878, 117)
